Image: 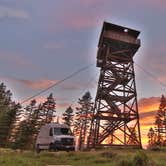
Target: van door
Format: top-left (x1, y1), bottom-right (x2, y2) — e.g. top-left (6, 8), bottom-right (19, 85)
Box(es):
top-left (40, 126), bottom-right (51, 149)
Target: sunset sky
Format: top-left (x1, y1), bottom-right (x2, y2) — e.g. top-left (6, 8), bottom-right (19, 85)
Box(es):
top-left (0, 0), bottom-right (166, 147)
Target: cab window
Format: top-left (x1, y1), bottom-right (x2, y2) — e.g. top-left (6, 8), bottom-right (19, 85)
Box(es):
top-left (49, 128), bottom-right (53, 136)
top-left (54, 128), bottom-right (72, 135)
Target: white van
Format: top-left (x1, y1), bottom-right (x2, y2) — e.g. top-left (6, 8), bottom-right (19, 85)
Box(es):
top-left (35, 123), bottom-right (75, 152)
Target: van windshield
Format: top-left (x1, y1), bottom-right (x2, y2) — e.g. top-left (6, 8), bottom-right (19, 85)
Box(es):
top-left (54, 128), bottom-right (72, 135)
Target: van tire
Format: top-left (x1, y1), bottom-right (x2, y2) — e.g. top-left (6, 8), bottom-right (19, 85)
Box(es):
top-left (36, 144), bottom-right (41, 153)
top-left (49, 143), bottom-right (55, 151)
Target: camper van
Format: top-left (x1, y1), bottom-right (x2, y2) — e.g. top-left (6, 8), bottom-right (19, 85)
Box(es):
top-left (35, 123), bottom-right (75, 152)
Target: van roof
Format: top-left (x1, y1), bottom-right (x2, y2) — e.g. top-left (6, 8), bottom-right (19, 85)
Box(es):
top-left (43, 123), bottom-right (69, 128)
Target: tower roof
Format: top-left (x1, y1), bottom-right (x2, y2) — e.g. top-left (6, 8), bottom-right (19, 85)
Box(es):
top-left (98, 22), bottom-right (140, 46)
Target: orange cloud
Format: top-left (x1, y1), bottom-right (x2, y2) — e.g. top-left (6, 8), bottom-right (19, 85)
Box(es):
top-left (137, 96), bottom-right (161, 148)
top-left (138, 97), bottom-right (160, 113)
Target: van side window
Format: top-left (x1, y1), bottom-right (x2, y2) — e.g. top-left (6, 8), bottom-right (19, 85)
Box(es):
top-left (49, 128), bottom-right (53, 136)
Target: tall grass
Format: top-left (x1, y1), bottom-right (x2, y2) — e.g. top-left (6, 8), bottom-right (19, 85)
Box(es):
top-left (0, 148), bottom-right (165, 166)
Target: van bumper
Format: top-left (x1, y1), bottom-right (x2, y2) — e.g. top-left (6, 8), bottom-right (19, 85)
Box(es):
top-left (51, 142), bottom-right (75, 151)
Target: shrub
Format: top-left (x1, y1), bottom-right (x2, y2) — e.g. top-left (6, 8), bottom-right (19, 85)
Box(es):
top-left (100, 151), bottom-right (117, 158)
top-left (133, 151), bottom-right (149, 166)
top-left (117, 159), bottom-right (133, 166)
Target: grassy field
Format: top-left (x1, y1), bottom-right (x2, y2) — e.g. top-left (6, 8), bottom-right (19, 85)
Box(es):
top-left (0, 148), bottom-right (166, 166)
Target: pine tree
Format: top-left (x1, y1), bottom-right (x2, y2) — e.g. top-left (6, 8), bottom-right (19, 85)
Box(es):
top-left (42, 93), bottom-right (56, 123)
top-left (155, 95), bottom-right (166, 145)
top-left (13, 99), bottom-right (40, 149)
top-left (13, 93), bottom-right (56, 149)
top-left (147, 127), bottom-right (158, 148)
top-left (6, 102), bottom-right (23, 144)
top-left (73, 91), bottom-right (93, 150)
top-left (0, 83), bottom-right (21, 147)
top-left (62, 106), bottom-right (74, 127)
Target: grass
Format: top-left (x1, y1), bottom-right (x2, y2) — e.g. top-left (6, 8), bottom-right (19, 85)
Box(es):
top-left (0, 148), bottom-right (165, 166)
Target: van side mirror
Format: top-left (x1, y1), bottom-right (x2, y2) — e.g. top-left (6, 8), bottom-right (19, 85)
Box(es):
top-left (49, 128), bottom-right (53, 136)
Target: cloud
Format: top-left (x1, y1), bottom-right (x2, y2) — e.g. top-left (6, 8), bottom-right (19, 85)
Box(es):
top-left (139, 110), bottom-right (156, 120)
top-left (136, 96), bottom-right (161, 147)
top-left (20, 96), bottom-right (47, 105)
top-left (0, 6), bottom-right (29, 20)
top-left (2, 77), bottom-right (57, 90)
top-left (64, 14), bottom-right (99, 30)
top-left (138, 96), bottom-right (160, 113)
top-left (47, 0), bottom-right (107, 32)
top-left (14, 79), bottom-right (57, 90)
top-left (57, 102), bottom-right (70, 109)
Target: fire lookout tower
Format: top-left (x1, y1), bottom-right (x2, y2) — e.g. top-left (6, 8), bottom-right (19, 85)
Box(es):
top-left (88, 22), bottom-right (142, 148)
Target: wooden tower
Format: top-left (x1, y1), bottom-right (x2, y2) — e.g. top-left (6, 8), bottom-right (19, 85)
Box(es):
top-left (88, 22), bottom-right (142, 148)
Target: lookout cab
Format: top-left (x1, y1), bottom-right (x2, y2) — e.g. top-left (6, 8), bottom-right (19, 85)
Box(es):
top-left (97, 22), bottom-right (140, 67)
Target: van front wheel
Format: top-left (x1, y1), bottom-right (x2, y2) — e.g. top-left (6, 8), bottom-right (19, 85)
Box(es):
top-left (49, 143), bottom-right (56, 151)
top-left (36, 144), bottom-right (41, 153)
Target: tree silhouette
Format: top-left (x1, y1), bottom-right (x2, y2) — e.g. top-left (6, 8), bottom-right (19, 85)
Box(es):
top-left (14, 93), bottom-right (56, 149)
top-left (62, 106), bottom-right (74, 127)
top-left (0, 83), bottom-right (22, 147)
top-left (155, 95), bottom-right (166, 145)
top-left (42, 93), bottom-right (56, 123)
top-left (73, 91), bottom-right (93, 150)
top-left (147, 127), bottom-right (158, 148)
top-left (13, 99), bottom-right (39, 149)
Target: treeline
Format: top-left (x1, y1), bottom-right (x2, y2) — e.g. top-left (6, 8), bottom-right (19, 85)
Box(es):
top-left (0, 82), bottom-right (58, 149)
top-left (0, 82), bottom-right (93, 150)
top-left (147, 95), bottom-right (166, 149)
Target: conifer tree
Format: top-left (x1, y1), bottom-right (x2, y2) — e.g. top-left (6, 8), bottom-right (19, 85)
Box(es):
top-left (13, 99), bottom-right (39, 149)
top-left (42, 93), bottom-right (56, 123)
top-left (147, 127), bottom-right (158, 148)
top-left (62, 106), bottom-right (74, 127)
top-left (73, 91), bottom-right (93, 150)
top-left (13, 93), bottom-right (56, 149)
top-left (0, 83), bottom-right (21, 147)
top-left (155, 95), bottom-right (166, 145)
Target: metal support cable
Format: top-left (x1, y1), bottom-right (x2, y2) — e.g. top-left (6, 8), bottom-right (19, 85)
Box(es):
top-left (21, 63), bottom-right (94, 104)
top-left (69, 71), bottom-right (99, 107)
top-left (135, 62), bottom-right (166, 88)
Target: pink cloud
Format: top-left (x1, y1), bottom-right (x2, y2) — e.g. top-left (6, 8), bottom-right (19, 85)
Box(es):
top-left (3, 77), bottom-right (58, 90)
top-left (47, 1), bottom-right (108, 32)
top-left (64, 14), bottom-right (98, 30)
top-left (57, 102), bottom-right (70, 109)
top-left (16, 79), bottom-right (57, 90)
